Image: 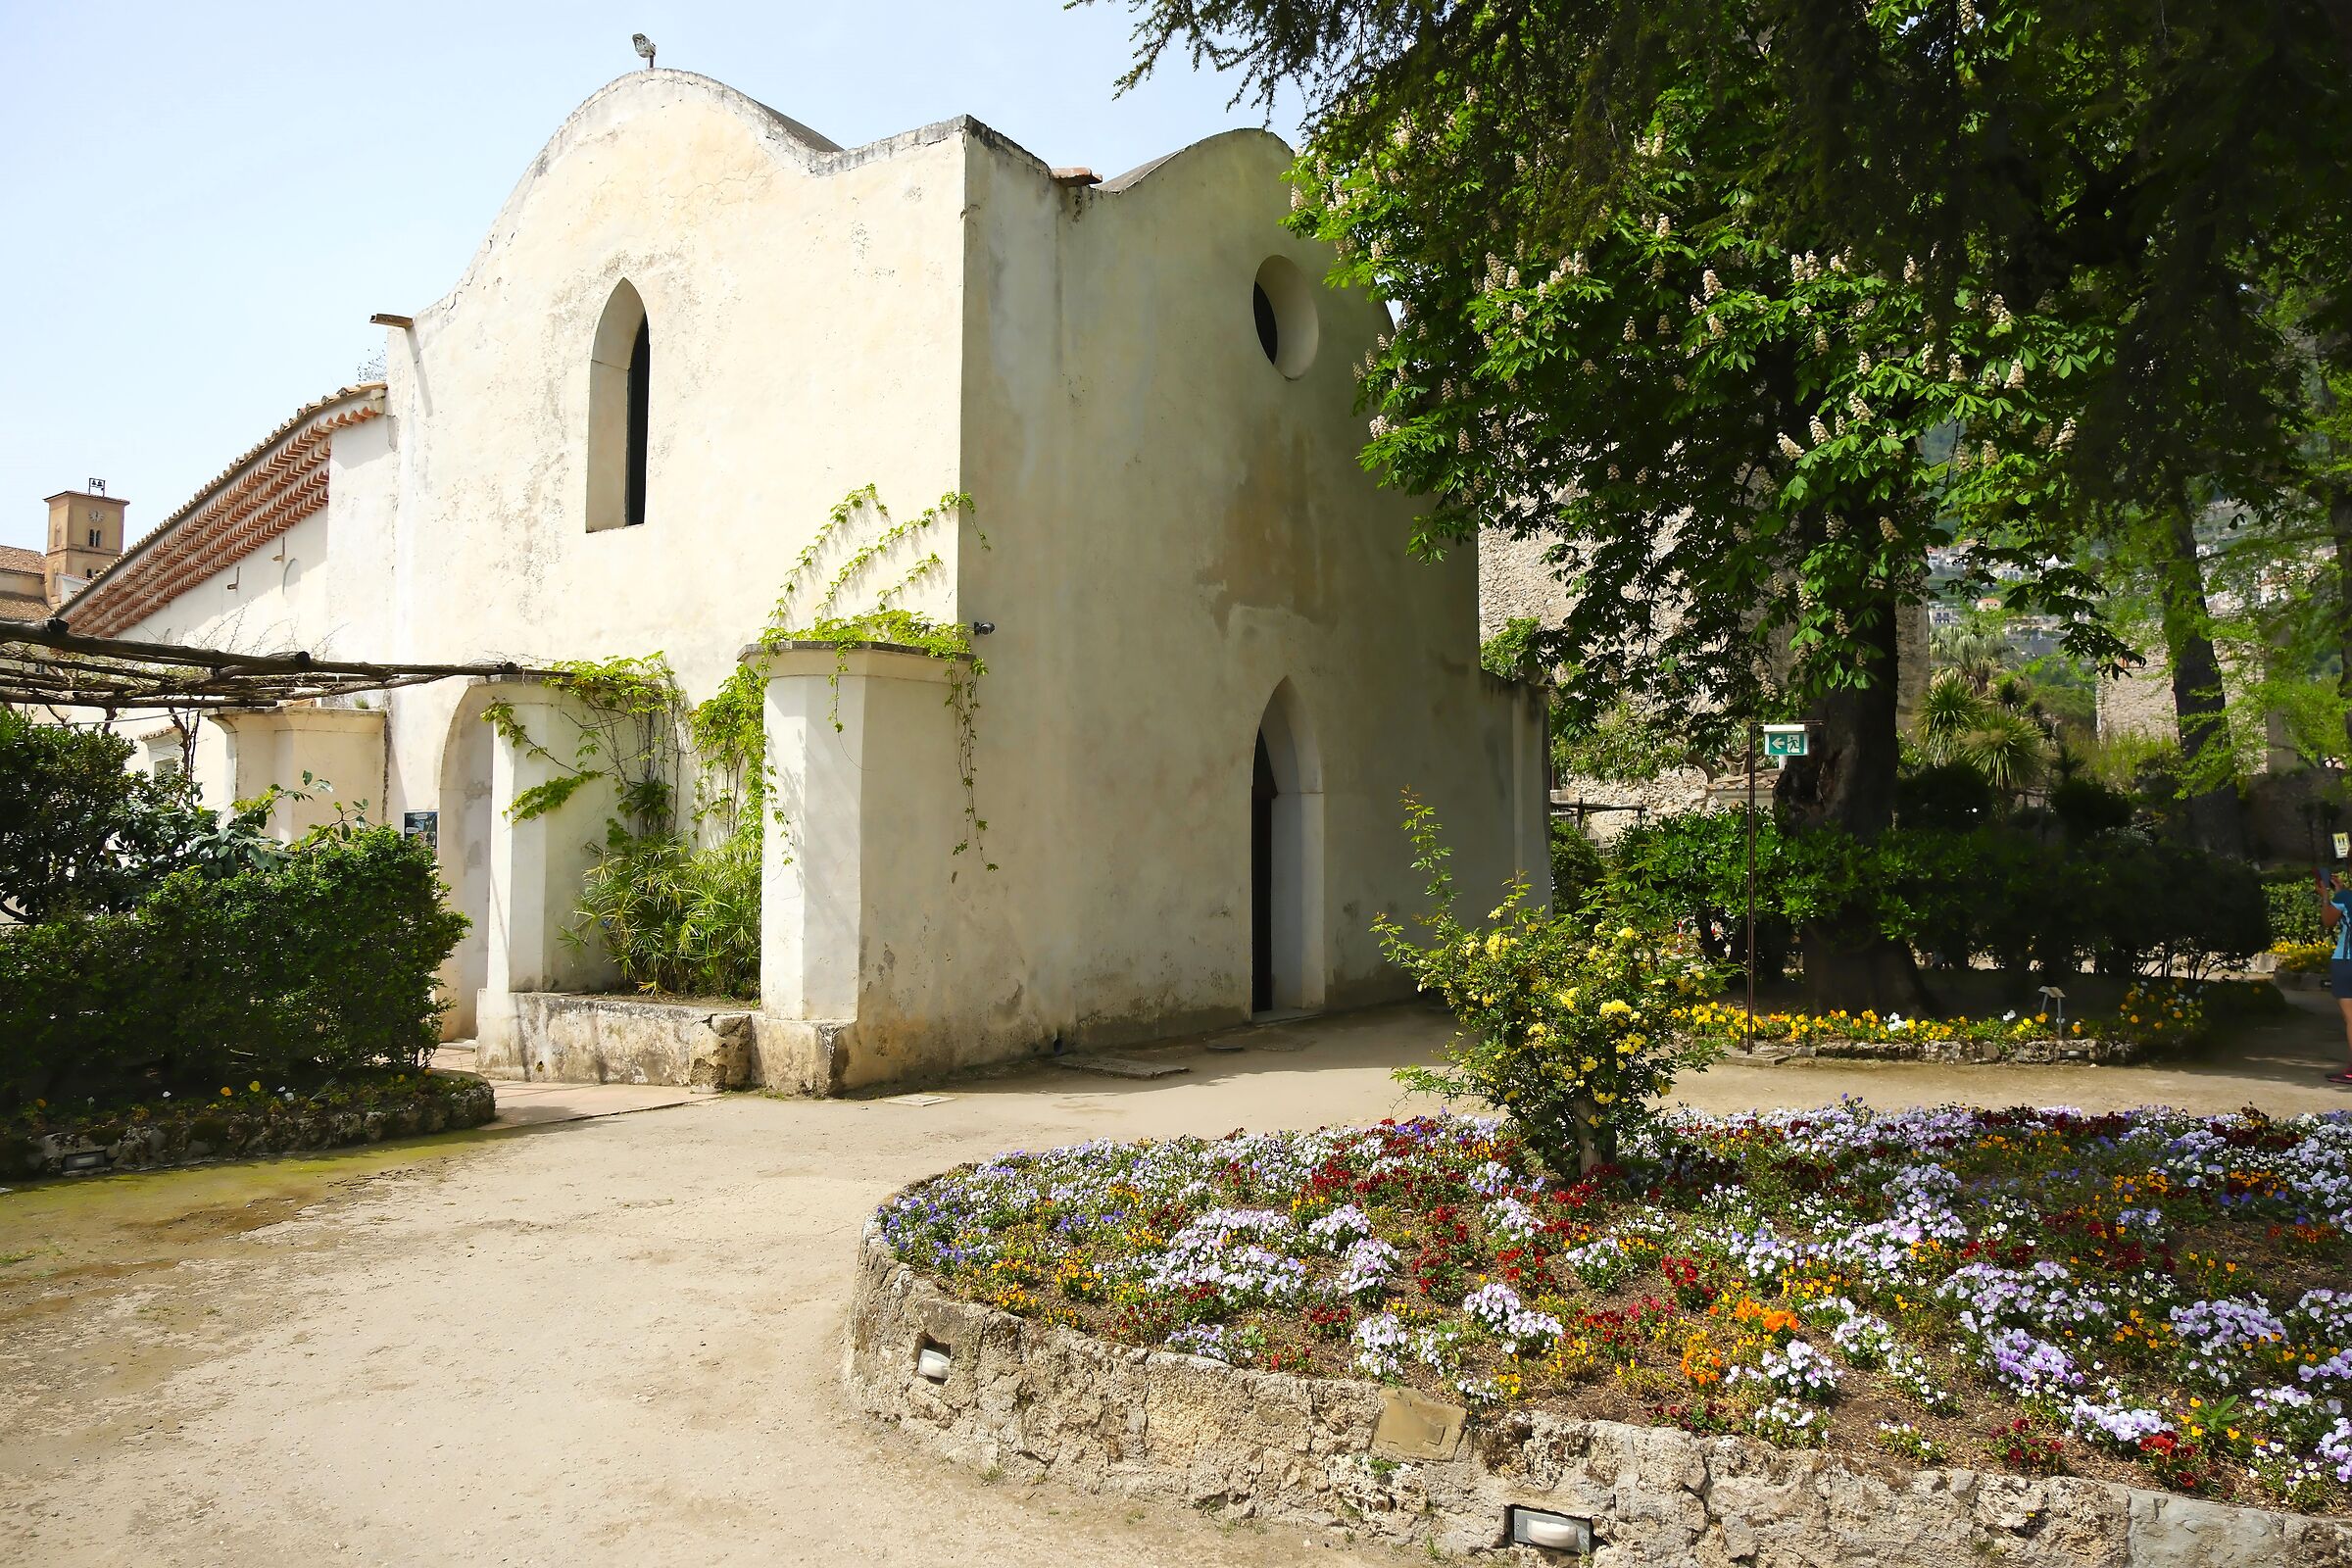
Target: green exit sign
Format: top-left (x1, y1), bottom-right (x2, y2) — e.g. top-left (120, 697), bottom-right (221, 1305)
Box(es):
top-left (1763, 725), bottom-right (1810, 759)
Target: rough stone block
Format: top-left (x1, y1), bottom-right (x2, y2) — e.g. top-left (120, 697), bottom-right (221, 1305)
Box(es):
top-left (1373, 1387), bottom-right (1467, 1461)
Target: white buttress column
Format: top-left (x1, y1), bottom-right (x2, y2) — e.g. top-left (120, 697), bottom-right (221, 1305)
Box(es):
top-left (753, 643), bottom-right (963, 1093)
top-left (476, 686), bottom-right (621, 1069)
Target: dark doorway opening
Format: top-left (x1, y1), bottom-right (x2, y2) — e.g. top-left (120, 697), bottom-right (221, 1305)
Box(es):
top-left (1251, 731), bottom-right (1276, 1013)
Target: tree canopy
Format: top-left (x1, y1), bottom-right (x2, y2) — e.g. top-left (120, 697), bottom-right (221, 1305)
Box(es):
top-left (1096, 0), bottom-right (2352, 828)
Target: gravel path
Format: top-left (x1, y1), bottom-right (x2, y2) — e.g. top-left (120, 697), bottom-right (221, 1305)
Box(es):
top-left (3, 995), bottom-right (2346, 1567)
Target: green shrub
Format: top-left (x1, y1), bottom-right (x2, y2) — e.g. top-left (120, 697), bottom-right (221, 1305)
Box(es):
top-left (0, 709), bottom-right (214, 920)
top-left (2048, 775), bottom-right (2135, 840)
top-left (1548, 817), bottom-right (1604, 906)
top-left (1607, 810), bottom-right (2266, 985)
top-left (2265, 875), bottom-right (2327, 946)
top-left (1895, 762), bottom-right (1999, 830)
top-left (0, 825), bottom-right (466, 1108)
top-left (1378, 796), bottom-right (1723, 1174)
top-left (568, 828), bottom-right (760, 999)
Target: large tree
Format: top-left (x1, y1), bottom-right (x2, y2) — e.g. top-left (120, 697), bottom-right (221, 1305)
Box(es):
top-left (1098, 0), bottom-right (2350, 1002)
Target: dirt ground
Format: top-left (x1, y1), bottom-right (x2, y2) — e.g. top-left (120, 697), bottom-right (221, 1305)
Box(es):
top-left (4, 995), bottom-right (2348, 1568)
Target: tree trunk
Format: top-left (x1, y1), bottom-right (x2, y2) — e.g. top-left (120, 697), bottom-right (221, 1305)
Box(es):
top-left (2334, 480), bottom-right (2352, 762)
top-left (1570, 1091), bottom-right (1617, 1175)
top-left (1775, 597), bottom-right (1935, 1012)
top-left (2152, 506), bottom-right (2247, 858)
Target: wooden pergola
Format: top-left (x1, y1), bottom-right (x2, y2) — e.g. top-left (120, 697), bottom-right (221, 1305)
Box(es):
top-left (0, 617), bottom-right (551, 714)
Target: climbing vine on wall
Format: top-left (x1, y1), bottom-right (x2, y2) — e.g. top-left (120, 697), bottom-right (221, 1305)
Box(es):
top-left (482, 656), bottom-right (767, 999)
top-left (756, 486), bottom-right (995, 875)
top-left (479, 485), bottom-right (998, 998)
top-left (482, 655), bottom-right (686, 829)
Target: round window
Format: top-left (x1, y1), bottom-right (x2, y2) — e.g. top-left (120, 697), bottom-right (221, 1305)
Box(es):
top-left (1251, 255), bottom-right (1319, 379)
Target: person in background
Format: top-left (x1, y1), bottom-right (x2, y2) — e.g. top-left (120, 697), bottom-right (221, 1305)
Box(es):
top-left (2324, 868), bottom-right (2352, 1086)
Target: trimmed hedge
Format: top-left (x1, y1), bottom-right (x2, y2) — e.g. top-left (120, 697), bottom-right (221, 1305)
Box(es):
top-left (0, 826), bottom-right (467, 1109)
top-left (1610, 811), bottom-right (2267, 981)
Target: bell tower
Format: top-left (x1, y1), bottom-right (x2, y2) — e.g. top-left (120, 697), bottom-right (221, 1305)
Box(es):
top-left (44, 480), bottom-right (126, 605)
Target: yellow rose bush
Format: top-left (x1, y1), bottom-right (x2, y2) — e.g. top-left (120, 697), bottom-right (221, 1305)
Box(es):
top-left (1376, 794), bottom-right (1725, 1175)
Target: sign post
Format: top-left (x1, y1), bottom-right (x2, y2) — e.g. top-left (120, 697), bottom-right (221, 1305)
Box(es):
top-left (1746, 725), bottom-right (1811, 1054)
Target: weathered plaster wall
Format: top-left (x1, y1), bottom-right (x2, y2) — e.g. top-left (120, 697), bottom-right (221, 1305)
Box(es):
top-left (96, 73), bottom-right (1544, 1083)
top-left (935, 127), bottom-right (1545, 1075)
top-left (374, 71), bottom-right (970, 853)
top-left (104, 415), bottom-right (401, 833)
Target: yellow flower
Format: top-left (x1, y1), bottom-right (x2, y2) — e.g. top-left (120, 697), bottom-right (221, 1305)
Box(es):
top-left (1597, 999), bottom-right (1634, 1019)
top-left (220, 1087), bottom-right (232, 1097)
top-left (1581, 1056), bottom-right (1599, 1073)
top-left (249, 1081), bottom-right (262, 1093)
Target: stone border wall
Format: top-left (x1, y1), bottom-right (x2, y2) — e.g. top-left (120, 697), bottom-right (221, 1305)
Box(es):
top-left (847, 1231), bottom-right (2352, 1566)
top-left (1743, 1033), bottom-right (2147, 1067)
top-left (478, 993), bottom-right (758, 1090)
top-left (11, 1073), bottom-right (499, 1179)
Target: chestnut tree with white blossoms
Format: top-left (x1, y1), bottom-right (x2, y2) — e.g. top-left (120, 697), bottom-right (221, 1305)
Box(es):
top-left (1086, 0), bottom-right (2352, 1007)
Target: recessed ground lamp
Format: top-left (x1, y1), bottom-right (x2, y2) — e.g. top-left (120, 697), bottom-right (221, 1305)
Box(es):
top-left (1506, 1506), bottom-right (1592, 1554)
top-left (60, 1149), bottom-right (109, 1174)
top-left (915, 1340), bottom-right (952, 1382)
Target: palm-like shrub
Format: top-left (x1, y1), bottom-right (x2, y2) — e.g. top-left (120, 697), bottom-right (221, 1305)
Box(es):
top-left (567, 829), bottom-right (760, 999)
top-left (1916, 672), bottom-right (2049, 794)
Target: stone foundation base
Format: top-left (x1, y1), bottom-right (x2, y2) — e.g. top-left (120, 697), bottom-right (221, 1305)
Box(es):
top-left (846, 1231), bottom-right (2352, 1565)
top-left (475, 993), bottom-right (758, 1090)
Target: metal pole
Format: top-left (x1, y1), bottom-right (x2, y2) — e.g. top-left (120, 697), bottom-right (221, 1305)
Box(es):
top-left (1745, 726), bottom-right (1757, 1055)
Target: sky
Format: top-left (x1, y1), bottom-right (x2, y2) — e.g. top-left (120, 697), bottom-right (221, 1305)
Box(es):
top-left (0, 0), bottom-right (1301, 555)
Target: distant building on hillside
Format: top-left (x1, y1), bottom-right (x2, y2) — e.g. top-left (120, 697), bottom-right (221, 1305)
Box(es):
top-left (1, 486), bottom-right (125, 618)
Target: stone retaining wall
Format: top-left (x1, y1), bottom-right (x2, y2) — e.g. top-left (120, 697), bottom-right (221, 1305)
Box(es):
top-left (1753, 1033), bottom-right (2147, 1066)
top-left (847, 1232), bottom-right (2352, 1566)
top-left (478, 993), bottom-right (757, 1090)
top-left (13, 1073), bottom-right (499, 1179)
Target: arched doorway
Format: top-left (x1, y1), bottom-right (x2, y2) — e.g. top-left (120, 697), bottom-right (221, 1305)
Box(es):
top-left (435, 686), bottom-right (500, 1039)
top-left (1250, 680), bottom-right (1325, 1016)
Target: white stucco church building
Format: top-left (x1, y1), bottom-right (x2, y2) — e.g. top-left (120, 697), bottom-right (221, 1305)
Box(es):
top-left (60, 71), bottom-right (1546, 1092)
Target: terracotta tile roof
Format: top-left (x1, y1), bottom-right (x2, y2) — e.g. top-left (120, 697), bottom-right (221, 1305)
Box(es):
top-left (64, 384), bottom-right (384, 637)
top-left (0, 545), bottom-right (44, 576)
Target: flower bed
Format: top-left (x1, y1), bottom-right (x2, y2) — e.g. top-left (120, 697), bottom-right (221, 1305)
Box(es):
top-left (1670, 979), bottom-right (2207, 1064)
top-left (2276, 942), bottom-right (2332, 979)
top-left (877, 1103), bottom-right (2352, 1516)
top-left (4, 1070), bottom-right (498, 1178)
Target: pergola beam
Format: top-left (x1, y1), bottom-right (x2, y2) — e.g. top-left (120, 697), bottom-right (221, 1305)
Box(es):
top-left (0, 618), bottom-right (557, 713)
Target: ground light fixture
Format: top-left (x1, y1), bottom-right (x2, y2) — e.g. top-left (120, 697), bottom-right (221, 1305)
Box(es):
top-left (915, 1344), bottom-right (952, 1382)
top-left (60, 1149), bottom-right (110, 1174)
top-left (1505, 1505), bottom-right (1592, 1553)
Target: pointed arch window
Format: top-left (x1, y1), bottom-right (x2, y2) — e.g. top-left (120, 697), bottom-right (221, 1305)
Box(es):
top-left (587, 280), bottom-right (652, 531)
